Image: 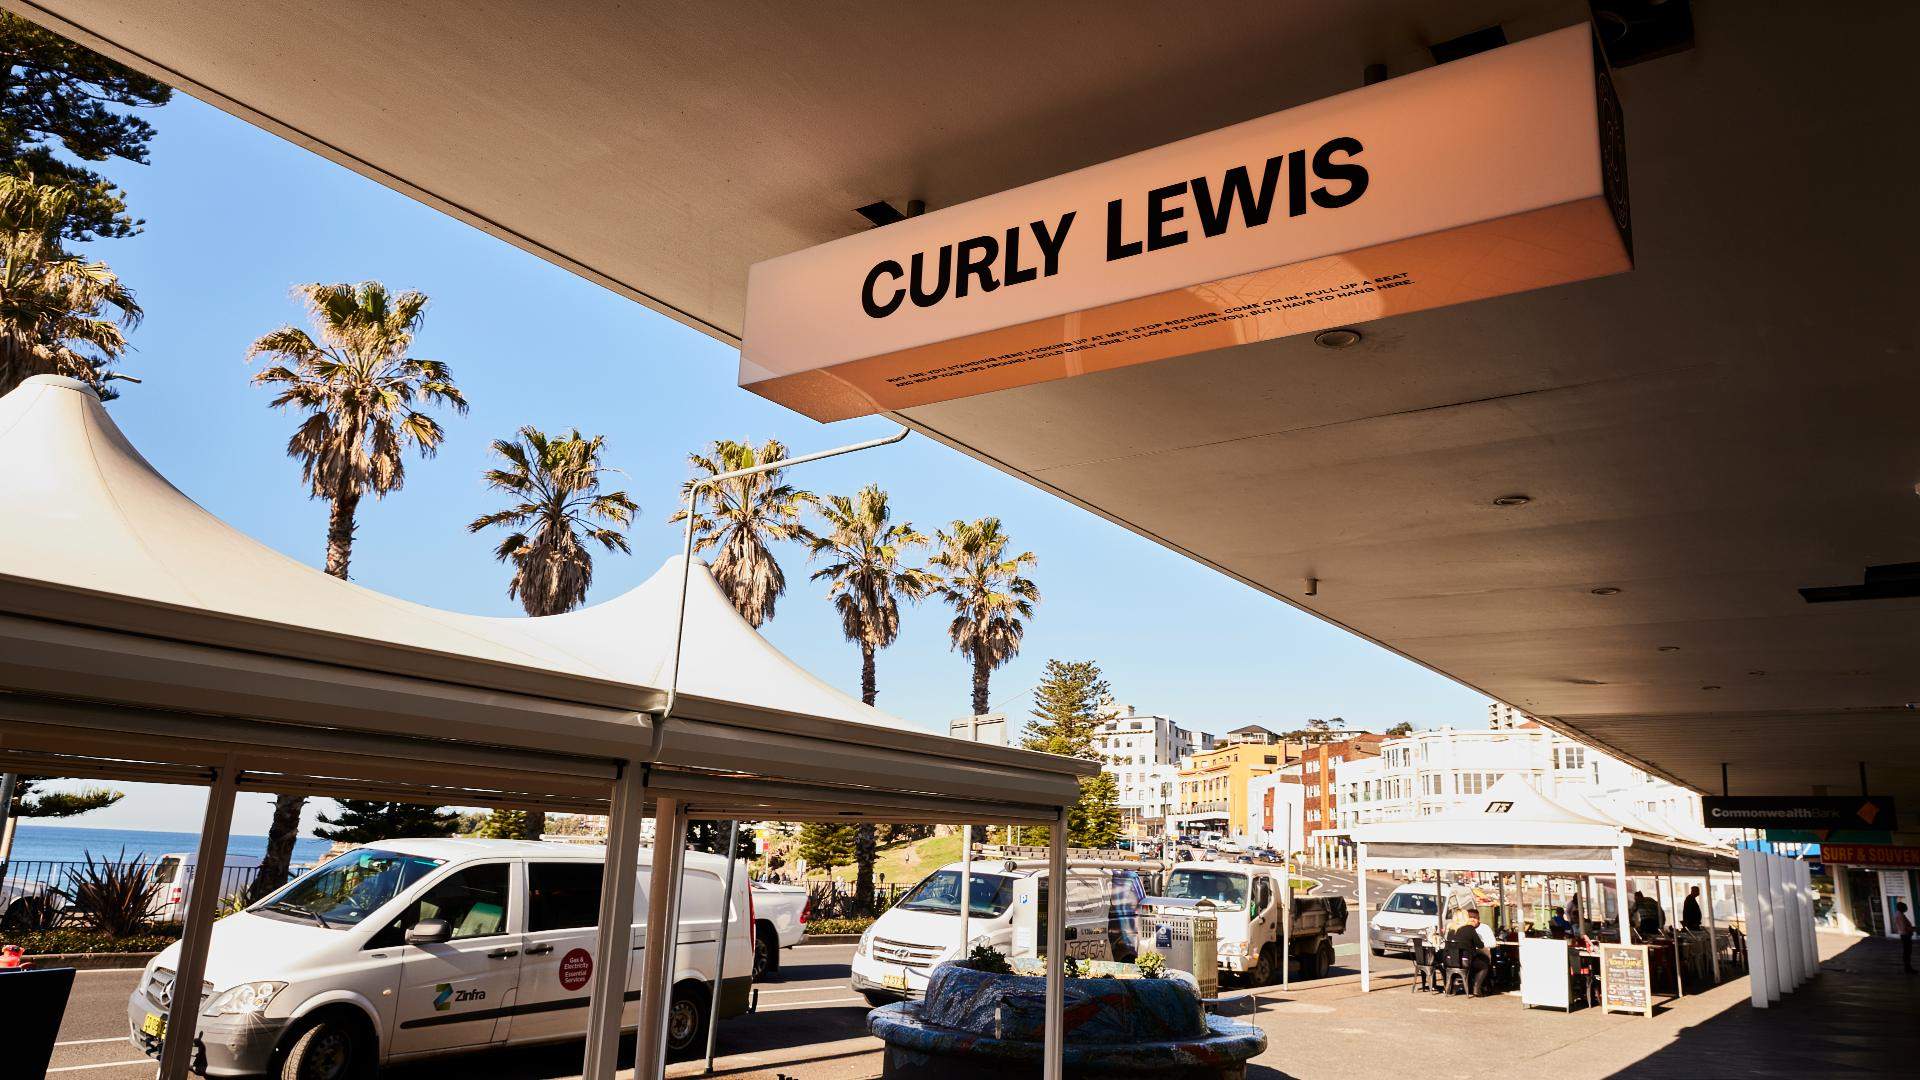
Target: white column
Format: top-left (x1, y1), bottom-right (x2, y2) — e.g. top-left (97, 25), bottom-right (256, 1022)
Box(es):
top-left (1740, 850), bottom-right (1771, 1007)
top-left (958, 825), bottom-right (973, 957)
top-left (1704, 869), bottom-right (1722, 984)
top-left (1613, 848), bottom-right (1631, 945)
top-left (1769, 855), bottom-right (1796, 991)
top-left (584, 762), bottom-right (645, 1080)
top-left (159, 757), bottom-right (239, 1080)
top-left (1357, 844), bottom-right (1371, 993)
top-left (634, 797), bottom-right (689, 1080)
top-left (1043, 808), bottom-right (1068, 1080)
top-left (1797, 859), bottom-right (1818, 977)
top-left (703, 819), bottom-right (741, 1072)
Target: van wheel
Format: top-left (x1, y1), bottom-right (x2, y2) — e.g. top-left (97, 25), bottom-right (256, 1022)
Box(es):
top-left (664, 981), bottom-right (710, 1062)
top-left (753, 922), bottom-right (780, 979)
top-left (1246, 945), bottom-right (1275, 985)
top-left (279, 1014), bottom-right (368, 1080)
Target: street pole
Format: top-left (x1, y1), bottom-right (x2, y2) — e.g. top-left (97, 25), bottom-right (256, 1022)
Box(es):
top-left (703, 819), bottom-right (741, 1073)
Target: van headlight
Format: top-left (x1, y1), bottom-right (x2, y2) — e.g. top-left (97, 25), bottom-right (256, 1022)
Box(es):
top-left (856, 927), bottom-right (876, 958)
top-left (202, 981), bottom-right (287, 1017)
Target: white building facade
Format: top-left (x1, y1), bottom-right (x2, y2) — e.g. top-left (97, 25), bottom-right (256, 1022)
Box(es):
top-left (1096, 705), bottom-right (1209, 839)
top-left (1245, 772), bottom-right (1307, 853)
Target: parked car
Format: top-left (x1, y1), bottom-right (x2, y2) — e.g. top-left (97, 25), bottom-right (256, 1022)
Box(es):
top-left (148, 852), bottom-right (266, 922)
top-left (1157, 861), bottom-right (1347, 984)
top-left (1367, 882), bottom-right (1479, 956)
top-left (850, 856), bottom-right (1147, 1005)
top-left (748, 880), bottom-right (808, 977)
top-left (1, 872), bottom-right (63, 928)
top-left (126, 838), bottom-right (751, 1078)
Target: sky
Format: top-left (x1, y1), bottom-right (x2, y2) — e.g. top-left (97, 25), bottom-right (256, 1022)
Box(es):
top-left (34, 93), bottom-right (1490, 836)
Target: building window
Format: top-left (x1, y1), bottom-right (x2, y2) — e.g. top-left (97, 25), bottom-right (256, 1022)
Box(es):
top-left (1555, 746), bottom-right (1586, 771)
top-left (1264, 755), bottom-right (1278, 765)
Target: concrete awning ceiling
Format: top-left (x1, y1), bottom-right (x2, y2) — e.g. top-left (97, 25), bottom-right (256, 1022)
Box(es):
top-left (0, 376), bottom-right (1092, 821)
top-left (10, 1), bottom-right (1918, 826)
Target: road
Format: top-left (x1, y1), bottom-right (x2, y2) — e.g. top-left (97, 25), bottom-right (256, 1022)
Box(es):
top-left (46, 943), bottom-right (874, 1079)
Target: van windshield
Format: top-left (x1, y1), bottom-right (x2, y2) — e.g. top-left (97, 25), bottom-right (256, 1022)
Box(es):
top-left (896, 871), bottom-right (1015, 917)
top-left (1162, 869), bottom-right (1248, 910)
top-left (257, 849), bottom-right (444, 930)
top-left (1383, 891), bottom-right (1440, 915)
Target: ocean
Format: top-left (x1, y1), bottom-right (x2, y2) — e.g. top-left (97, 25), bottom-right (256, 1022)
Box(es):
top-left (4, 823), bottom-right (333, 866)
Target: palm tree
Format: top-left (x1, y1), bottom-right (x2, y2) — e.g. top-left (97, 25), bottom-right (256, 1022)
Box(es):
top-left (808, 485), bottom-right (935, 910)
top-left (668, 439), bottom-right (813, 627)
top-left (930, 518), bottom-right (1041, 717)
top-left (469, 426), bottom-right (638, 617)
top-left (245, 281), bottom-right (466, 899)
top-left (0, 174), bottom-right (141, 398)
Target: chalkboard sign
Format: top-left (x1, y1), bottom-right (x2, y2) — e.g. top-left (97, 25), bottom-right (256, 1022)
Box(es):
top-left (1600, 943), bottom-right (1653, 1017)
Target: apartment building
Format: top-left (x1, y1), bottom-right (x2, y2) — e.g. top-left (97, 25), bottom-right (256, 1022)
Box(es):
top-left (1093, 705), bottom-right (1203, 839)
top-left (1278, 732), bottom-right (1385, 845)
top-left (1173, 726), bottom-right (1299, 838)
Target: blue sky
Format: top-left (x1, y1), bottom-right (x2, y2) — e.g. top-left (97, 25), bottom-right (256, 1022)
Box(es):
top-left (42, 95), bottom-right (1489, 835)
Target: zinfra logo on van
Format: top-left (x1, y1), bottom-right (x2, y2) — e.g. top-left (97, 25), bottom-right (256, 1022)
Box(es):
top-left (433, 983), bottom-right (486, 1011)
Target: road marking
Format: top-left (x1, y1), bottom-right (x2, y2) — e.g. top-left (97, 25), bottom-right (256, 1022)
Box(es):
top-left (791, 942), bottom-right (855, 949)
top-left (753, 984), bottom-right (854, 995)
top-left (758, 995), bottom-right (869, 1011)
top-left (48, 1061), bottom-right (151, 1074)
top-left (56, 1037), bottom-right (132, 1046)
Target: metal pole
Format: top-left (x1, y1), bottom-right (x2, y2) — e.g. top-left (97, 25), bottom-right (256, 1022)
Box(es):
top-left (0, 772), bottom-right (16, 878)
top-left (1704, 869), bottom-right (1722, 985)
top-left (703, 820), bottom-right (741, 1073)
top-left (1612, 848), bottom-right (1630, 945)
top-left (584, 761), bottom-right (647, 1080)
top-left (1042, 807), bottom-right (1068, 1080)
top-left (635, 797), bottom-right (689, 1080)
top-left (159, 756), bottom-right (238, 1080)
top-left (958, 825), bottom-right (973, 958)
top-left (1357, 844), bottom-right (1370, 993)
top-left (1281, 855), bottom-right (1292, 991)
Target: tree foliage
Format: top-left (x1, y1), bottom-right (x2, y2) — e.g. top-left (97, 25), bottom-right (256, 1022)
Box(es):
top-left (313, 800), bottom-right (460, 844)
top-left (1019, 660), bottom-right (1120, 848)
top-left (0, 173), bottom-right (140, 396)
top-left (1282, 716), bottom-right (1348, 746)
top-left (929, 517), bottom-right (1039, 716)
top-left (469, 425), bottom-right (636, 617)
top-left (795, 822), bottom-right (857, 873)
top-left (1383, 721), bottom-right (1415, 738)
top-left (4, 775), bottom-right (121, 818)
top-left (0, 13), bottom-right (172, 242)
top-left (669, 438), bottom-right (813, 627)
top-left (686, 821), bottom-right (758, 861)
top-left (475, 808), bottom-right (533, 840)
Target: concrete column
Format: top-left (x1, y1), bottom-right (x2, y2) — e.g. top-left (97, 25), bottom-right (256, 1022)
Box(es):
top-left (1741, 850), bottom-right (1771, 1007)
top-left (1704, 869), bottom-right (1722, 985)
top-left (1797, 859), bottom-right (1818, 977)
top-left (634, 797), bottom-right (689, 1080)
top-left (1613, 848), bottom-right (1631, 945)
top-left (1043, 808), bottom-right (1068, 1080)
top-left (159, 757), bottom-right (238, 1080)
top-left (1357, 844), bottom-right (1371, 993)
top-left (1769, 854), bottom-right (1797, 991)
top-left (703, 819), bottom-right (741, 1072)
top-left (584, 762), bottom-right (645, 1080)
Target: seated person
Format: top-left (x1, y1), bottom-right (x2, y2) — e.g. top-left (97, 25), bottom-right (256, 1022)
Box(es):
top-left (1549, 906), bottom-right (1572, 938)
top-left (1447, 910), bottom-right (1496, 995)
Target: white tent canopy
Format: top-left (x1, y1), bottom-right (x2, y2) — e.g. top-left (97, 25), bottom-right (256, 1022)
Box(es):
top-left (0, 374), bottom-right (1090, 821)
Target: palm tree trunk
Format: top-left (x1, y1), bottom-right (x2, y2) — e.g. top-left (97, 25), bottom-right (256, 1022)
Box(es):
top-left (971, 651), bottom-right (991, 717)
top-left (255, 489), bottom-right (361, 898)
top-left (324, 489), bottom-right (360, 578)
top-left (249, 792), bottom-right (305, 901)
top-left (522, 811), bottom-right (547, 840)
top-left (855, 641), bottom-right (878, 911)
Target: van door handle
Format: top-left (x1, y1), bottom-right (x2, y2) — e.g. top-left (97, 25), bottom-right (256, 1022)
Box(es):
top-left (487, 948), bottom-right (520, 959)
top-left (525, 943), bottom-right (555, 956)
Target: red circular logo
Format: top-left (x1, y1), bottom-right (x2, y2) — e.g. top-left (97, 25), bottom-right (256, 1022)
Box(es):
top-left (559, 948), bottom-right (593, 991)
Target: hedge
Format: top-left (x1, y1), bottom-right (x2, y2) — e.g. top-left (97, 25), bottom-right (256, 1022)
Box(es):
top-left (10, 927), bottom-right (181, 955)
top-left (805, 917), bottom-right (875, 936)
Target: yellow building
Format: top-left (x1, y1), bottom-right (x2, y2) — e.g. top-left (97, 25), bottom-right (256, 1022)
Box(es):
top-left (1174, 727), bottom-right (1301, 837)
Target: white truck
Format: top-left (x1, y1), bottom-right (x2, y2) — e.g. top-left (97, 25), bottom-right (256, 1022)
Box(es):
top-left (747, 880), bottom-right (808, 977)
top-left (126, 838), bottom-right (752, 1078)
top-left (1158, 861), bottom-right (1348, 984)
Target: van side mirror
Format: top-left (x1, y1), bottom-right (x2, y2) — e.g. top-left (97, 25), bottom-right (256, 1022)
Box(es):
top-left (406, 918), bottom-right (453, 945)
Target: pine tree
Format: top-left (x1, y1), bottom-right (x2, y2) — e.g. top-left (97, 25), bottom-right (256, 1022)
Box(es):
top-left (686, 821), bottom-right (758, 861)
top-left (1019, 659), bottom-right (1121, 847)
top-left (795, 822), bottom-right (858, 874)
top-left (313, 801), bottom-right (459, 844)
top-left (475, 808), bottom-right (531, 840)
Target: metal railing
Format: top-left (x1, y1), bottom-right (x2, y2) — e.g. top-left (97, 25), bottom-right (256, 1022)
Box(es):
top-left (0, 860), bottom-right (268, 926)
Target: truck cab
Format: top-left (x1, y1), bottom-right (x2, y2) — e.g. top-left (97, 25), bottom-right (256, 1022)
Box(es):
top-left (1158, 861), bottom-right (1347, 984)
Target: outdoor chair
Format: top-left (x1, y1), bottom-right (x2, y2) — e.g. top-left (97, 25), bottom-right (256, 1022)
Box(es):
top-left (1441, 946), bottom-right (1474, 996)
top-left (1413, 941), bottom-right (1438, 992)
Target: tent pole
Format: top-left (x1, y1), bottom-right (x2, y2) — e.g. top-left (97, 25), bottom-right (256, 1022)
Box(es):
top-left (703, 819), bottom-right (741, 1073)
top-left (635, 796), bottom-right (689, 1080)
top-left (158, 755), bottom-right (238, 1080)
top-left (584, 761), bottom-right (646, 1080)
top-left (1043, 806), bottom-right (1068, 1080)
top-left (1357, 844), bottom-right (1370, 993)
top-left (958, 825), bottom-right (973, 958)
top-left (1705, 868), bottom-right (1722, 985)
top-left (1612, 848), bottom-right (1630, 945)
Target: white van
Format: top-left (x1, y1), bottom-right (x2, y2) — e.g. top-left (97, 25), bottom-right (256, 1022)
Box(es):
top-left (850, 856), bottom-right (1148, 1004)
top-left (1368, 882), bottom-right (1478, 956)
top-left (149, 852), bottom-right (266, 922)
top-left (126, 838), bottom-right (751, 1078)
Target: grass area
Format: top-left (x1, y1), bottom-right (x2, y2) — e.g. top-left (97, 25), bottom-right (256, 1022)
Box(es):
top-left (817, 832), bottom-right (961, 887)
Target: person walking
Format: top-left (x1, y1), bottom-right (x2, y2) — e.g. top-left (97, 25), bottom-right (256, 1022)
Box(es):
top-left (1682, 885), bottom-right (1703, 932)
top-left (1895, 900), bottom-right (1915, 974)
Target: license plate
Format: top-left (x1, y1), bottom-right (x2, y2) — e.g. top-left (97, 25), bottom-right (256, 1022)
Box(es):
top-left (141, 1012), bottom-right (167, 1038)
top-left (883, 972), bottom-right (908, 991)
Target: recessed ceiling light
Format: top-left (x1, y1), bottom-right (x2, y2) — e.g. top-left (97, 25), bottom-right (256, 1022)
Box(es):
top-left (1657, 646), bottom-right (1681, 652)
top-left (1748, 670), bottom-right (1766, 677)
top-left (1590, 586), bottom-right (1621, 596)
top-left (1701, 685), bottom-right (1722, 691)
top-left (1492, 494), bottom-right (1532, 507)
top-left (1314, 328), bottom-right (1362, 349)
top-left (1568, 678), bottom-right (1605, 685)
